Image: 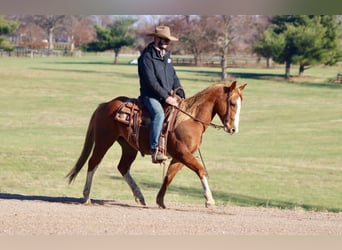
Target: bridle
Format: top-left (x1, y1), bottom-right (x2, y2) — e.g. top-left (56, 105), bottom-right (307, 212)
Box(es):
top-left (175, 105), bottom-right (225, 130)
top-left (174, 90), bottom-right (238, 131)
top-left (223, 91), bottom-right (242, 133)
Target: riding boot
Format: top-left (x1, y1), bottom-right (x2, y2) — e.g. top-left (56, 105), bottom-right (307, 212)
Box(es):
top-left (151, 151), bottom-right (167, 164)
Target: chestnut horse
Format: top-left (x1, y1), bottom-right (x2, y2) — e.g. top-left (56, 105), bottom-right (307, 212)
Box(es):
top-left (66, 81), bottom-right (247, 208)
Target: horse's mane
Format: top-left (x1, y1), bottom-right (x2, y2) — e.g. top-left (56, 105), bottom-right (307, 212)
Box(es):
top-left (175, 83), bottom-right (225, 128)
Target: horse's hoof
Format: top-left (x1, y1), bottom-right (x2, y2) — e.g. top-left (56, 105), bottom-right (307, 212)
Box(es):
top-left (157, 202), bottom-right (166, 209)
top-left (205, 201), bottom-right (215, 208)
top-left (156, 199), bottom-right (166, 209)
top-left (135, 197), bottom-right (146, 206)
top-left (83, 199), bottom-right (92, 205)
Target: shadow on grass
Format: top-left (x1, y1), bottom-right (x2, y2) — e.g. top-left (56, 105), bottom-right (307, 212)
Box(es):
top-left (131, 177), bottom-right (341, 213)
top-left (177, 68), bottom-right (341, 89)
top-left (45, 61), bottom-right (139, 67)
top-left (213, 191), bottom-right (342, 213)
top-left (0, 193), bottom-right (88, 204)
top-left (229, 72), bottom-right (341, 89)
top-left (1, 188), bottom-right (340, 213)
top-left (0, 193), bottom-right (142, 209)
top-left (230, 72), bottom-right (284, 80)
top-left (49, 61), bottom-right (114, 65)
top-left (31, 67), bottom-right (102, 74)
top-left (177, 68), bottom-right (285, 80)
top-left (2, 174), bottom-right (340, 213)
top-left (29, 66), bottom-right (138, 79)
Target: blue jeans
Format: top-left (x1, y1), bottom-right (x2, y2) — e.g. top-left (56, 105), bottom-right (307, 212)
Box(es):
top-left (142, 97), bottom-right (165, 153)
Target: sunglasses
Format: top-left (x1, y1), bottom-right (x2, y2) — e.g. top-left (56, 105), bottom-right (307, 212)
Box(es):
top-left (160, 38), bottom-right (170, 44)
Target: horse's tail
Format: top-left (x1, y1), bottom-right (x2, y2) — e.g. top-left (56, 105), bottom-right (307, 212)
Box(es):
top-left (66, 110), bottom-right (96, 184)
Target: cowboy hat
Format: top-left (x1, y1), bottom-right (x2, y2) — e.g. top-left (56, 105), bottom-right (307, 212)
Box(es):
top-left (147, 26), bottom-right (178, 41)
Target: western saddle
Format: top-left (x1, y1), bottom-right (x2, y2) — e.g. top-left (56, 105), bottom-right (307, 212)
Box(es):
top-left (114, 98), bottom-right (179, 159)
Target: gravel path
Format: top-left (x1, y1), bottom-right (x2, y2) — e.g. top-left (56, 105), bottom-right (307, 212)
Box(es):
top-left (0, 196), bottom-right (341, 235)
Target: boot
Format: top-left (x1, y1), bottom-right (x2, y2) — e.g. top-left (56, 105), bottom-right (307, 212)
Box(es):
top-left (152, 151), bottom-right (167, 164)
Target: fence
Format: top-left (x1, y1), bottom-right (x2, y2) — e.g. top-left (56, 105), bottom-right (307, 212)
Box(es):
top-left (0, 47), bottom-right (63, 57)
top-left (173, 55), bottom-right (268, 68)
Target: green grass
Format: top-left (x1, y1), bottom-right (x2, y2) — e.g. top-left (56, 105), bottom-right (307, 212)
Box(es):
top-left (0, 55), bottom-right (341, 212)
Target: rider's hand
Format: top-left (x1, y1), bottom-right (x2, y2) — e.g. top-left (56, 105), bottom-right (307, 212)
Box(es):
top-left (165, 96), bottom-right (179, 107)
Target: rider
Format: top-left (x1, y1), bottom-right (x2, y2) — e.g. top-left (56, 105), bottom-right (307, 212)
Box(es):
top-left (138, 26), bottom-right (185, 163)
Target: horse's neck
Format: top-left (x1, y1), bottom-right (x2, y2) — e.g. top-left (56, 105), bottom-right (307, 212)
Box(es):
top-left (183, 93), bottom-right (216, 122)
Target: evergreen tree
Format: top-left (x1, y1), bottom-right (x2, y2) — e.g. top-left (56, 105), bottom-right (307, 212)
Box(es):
top-left (0, 16), bottom-right (19, 51)
top-left (86, 17), bottom-right (136, 64)
top-left (254, 15), bottom-right (342, 78)
top-left (253, 28), bottom-right (285, 68)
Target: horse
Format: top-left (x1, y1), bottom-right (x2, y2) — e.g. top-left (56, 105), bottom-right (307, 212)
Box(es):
top-left (66, 81), bottom-right (247, 208)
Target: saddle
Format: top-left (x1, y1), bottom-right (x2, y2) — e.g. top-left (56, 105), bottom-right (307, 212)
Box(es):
top-left (114, 98), bottom-right (179, 157)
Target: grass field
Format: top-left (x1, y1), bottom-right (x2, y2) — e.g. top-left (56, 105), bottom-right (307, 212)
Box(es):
top-left (0, 55), bottom-right (341, 212)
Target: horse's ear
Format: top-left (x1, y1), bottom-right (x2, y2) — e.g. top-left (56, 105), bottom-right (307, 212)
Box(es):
top-left (229, 81), bottom-right (237, 90)
top-left (239, 84), bottom-right (247, 91)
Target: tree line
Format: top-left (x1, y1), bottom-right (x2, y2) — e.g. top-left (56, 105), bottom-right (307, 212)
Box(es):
top-left (1, 15), bottom-right (341, 79)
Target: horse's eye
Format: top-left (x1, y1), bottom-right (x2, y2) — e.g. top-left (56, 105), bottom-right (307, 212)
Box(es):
top-left (230, 102), bottom-right (236, 107)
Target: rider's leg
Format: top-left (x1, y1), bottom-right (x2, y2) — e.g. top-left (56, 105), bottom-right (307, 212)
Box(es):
top-left (143, 97), bottom-right (167, 163)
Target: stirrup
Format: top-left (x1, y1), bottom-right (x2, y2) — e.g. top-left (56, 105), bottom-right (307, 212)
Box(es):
top-left (152, 151), bottom-right (167, 164)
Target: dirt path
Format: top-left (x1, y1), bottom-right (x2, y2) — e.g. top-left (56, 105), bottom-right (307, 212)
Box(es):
top-left (0, 197), bottom-right (341, 235)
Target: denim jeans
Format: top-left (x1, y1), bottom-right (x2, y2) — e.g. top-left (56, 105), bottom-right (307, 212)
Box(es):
top-left (142, 97), bottom-right (165, 153)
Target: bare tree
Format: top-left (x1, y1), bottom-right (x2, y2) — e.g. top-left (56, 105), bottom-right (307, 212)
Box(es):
top-left (72, 16), bottom-right (96, 49)
top-left (57, 16), bottom-right (96, 52)
top-left (210, 15), bottom-right (260, 80)
top-left (180, 16), bottom-right (212, 65)
top-left (134, 16), bottom-right (158, 53)
top-left (31, 15), bottom-right (66, 50)
top-left (210, 15), bottom-right (237, 80)
top-left (154, 15), bottom-right (213, 65)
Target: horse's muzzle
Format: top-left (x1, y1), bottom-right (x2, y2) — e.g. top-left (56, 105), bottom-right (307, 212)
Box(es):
top-left (224, 126), bottom-right (237, 134)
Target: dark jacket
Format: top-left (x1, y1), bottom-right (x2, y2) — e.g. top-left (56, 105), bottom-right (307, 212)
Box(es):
top-left (138, 42), bottom-right (184, 102)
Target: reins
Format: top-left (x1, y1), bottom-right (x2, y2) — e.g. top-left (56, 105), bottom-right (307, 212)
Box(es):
top-left (174, 105), bottom-right (225, 130)
top-left (172, 87), bottom-right (226, 130)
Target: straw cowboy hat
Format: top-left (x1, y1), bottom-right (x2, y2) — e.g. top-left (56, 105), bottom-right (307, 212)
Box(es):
top-left (147, 26), bottom-right (178, 41)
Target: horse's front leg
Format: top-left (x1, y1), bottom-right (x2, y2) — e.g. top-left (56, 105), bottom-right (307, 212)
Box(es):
top-left (200, 175), bottom-right (215, 207)
top-left (156, 160), bottom-right (183, 208)
top-left (176, 147), bottom-right (216, 207)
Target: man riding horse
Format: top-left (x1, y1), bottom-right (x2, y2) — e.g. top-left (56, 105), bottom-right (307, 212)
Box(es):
top-left (138, 26), bottom-right (185, 164)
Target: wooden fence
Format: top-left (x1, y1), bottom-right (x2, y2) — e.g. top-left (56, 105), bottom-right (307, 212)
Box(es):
top-left (173, 55), bottom-right (268, 67)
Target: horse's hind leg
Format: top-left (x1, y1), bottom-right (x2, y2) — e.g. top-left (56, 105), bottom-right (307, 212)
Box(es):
top-left (117, 138), bottom-right (146, 206)
top-left (83, 138), bottom-right (115, 204)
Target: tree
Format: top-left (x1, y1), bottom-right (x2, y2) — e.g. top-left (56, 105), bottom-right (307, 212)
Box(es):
top-left (0, 16), bottom-right (19, 51)
top-left (86, 17), bottom-right (136, 64)
top-left (286, 19), bottom-right (327, 76)
top-left (253, 28), bottom-right (285, 68)
top-left (180, 16), bottom-right (212, 66)
top-left (254, 15), bottom-right (342, 78)
top-left (319, 15), bottom-right (342, 66)
top-left (210, 15), bottom-right (255, 80)
top-left (212, 15), bottom-right (237, 80)
top-left (72, 16), bottom-right (96, 49)
top-left (31, 15), bottom-right (66, 50)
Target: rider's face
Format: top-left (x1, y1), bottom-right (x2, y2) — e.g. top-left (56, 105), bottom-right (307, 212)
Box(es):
top-left (156, 37), bottom-right (170, 50)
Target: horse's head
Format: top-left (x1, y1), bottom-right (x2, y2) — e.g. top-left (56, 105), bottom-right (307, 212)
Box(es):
top-left (219, 81), bottom-right (247, 134)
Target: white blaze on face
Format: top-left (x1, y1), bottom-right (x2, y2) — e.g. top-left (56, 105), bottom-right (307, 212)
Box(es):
top-left (233, 96), bottom-right (242, 133)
